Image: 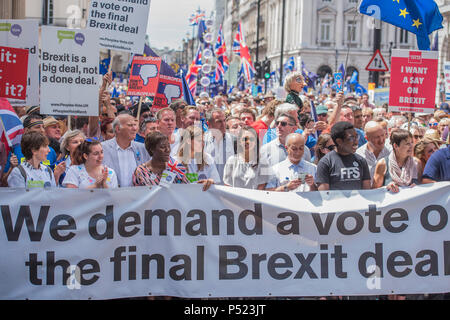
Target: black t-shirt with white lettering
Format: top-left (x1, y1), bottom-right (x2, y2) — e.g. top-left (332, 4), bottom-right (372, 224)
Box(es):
top-left (316, 150), bottom-right (371, 190)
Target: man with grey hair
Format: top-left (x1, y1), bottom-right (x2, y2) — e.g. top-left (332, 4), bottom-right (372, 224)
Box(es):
top-left (260, 113), bottom-right (311, 167)
top-left (356, 121), bottom-right (391, 181)
top-left (102, 113), bottom-right (150, 187)
top-left (266, 133), bottom-right (317, 192)
top-left (204, 108), bottom-right (237, 183)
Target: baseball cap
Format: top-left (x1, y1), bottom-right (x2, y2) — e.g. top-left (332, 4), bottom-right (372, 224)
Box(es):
top-left (43, 116), bottom-right (59, 128)
top-left (316, 105), bottom-right (328, 115)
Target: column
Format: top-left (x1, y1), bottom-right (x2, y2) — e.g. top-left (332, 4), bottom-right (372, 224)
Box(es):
top-left (335, 0), bottom-right (344, 49)
top-left (311, 0), bottom-right (317, 47)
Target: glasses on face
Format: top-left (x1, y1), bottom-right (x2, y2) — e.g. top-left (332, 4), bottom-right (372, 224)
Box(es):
top-left (414, 135), bottom-right (424, 140)
top-left (295, 78), bottom-right (304, 83)
top-left (85, 137), bottom-right (99, 143)
top-left (428, 122), bottom-right (438, 127)
top-left (324, 144), bottom-right (336, 151)
top-left (276, 121), bottom-right (295, 127)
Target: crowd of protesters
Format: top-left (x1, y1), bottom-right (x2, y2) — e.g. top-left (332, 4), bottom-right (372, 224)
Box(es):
top-left (1, 71), bottom-right (449, 299)
top-left (2, 71), bottom-right (448, 193)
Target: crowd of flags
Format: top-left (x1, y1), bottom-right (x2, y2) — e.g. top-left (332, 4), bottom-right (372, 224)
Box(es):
top-left (93, 1), bottom-right (443, 102)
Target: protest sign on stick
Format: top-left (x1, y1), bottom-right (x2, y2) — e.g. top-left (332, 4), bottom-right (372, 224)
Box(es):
top-left (389, 49), bottom-right (438, 114)
top-left (153, 74), bottom-right (182, 111)
top-left (0, 46), bottom-right (28, 100)
top-left (40, 26), bottom-right (100, 116)
top-left (88, 0), bottom-right (151, 54)
top-left (127, 56), bottom-right (162, 97)
top-left (0, 20), bottom-right (39, 106)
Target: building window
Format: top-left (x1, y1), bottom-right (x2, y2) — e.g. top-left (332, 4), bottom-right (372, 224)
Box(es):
top-left (399, 28), bottom-right (409, 44)
top-left (349, 0), bottom-right (358, 3)
top-left (346, 20), bottom-right (357, 43)
top-left (320, 19), bottom-right (332, 42)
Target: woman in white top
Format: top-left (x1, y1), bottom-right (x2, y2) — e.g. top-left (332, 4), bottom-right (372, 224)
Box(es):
top-left (223, 126), bottom-right (272, 189)
top-left (177, 125), bottom-right (218, 188)
top-left (54, 130), bottom-right (86, 185)
top-left (8, 132), bottom-right (57, 188)
top-left (63, 138), bottom-right (118, 189)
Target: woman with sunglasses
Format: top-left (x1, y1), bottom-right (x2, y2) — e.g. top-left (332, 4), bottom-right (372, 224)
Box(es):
top-left (63, 139), bottom-right (118, 189)
top-left (54, 130), bottom-right (86, 186)
top-left (372, 129), bottom-right (420, 193)
top-left (177, 126), bottom-right (219, 187)
top-left (284, 72), bottom-right (306, 111)
top-left (313, 134), bottom-right (335, 164)
top-left (223, 126), bottom-right (272, 189)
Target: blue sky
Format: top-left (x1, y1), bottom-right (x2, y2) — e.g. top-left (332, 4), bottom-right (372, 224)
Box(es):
top-left (146, 0), bottom-right (214, 50)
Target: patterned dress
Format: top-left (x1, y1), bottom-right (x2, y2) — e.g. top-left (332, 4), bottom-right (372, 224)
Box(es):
top-left (132, 157), bottom-right (189, 186)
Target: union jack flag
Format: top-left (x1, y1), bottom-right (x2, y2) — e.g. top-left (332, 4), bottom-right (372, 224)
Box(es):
top-left (232, 23), bottom-right (243, 56)
top-left (167, 157), bottom-right (187, 179)
top-left (0, 98), bottom-right (24, 155)
top-left (233, 22), bottom-right (255, 82)
top-left (189, 10), bottom-right (205, 26)
top-left (185, 46), bottom-right (202, 94)
top-left (214, 26), bottom-right (229, 83)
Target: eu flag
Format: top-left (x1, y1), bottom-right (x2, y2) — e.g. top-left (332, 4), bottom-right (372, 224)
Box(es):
top-left (359, 0), bottom-right (443, 50)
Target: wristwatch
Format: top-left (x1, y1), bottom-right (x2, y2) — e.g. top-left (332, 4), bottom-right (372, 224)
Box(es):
top-left (284, 185), bottom-right (289, 191)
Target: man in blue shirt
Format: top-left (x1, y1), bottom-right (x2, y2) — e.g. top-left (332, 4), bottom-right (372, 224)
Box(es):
top-left (422, 146), bottom-right (450, 183)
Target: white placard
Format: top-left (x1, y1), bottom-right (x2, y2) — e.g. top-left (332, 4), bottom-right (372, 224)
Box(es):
top-left (87, 0), bottom-right (151, 54)
top-left (40, 26), bottom-right (99, 116)
top-left (0, 19), bottom-right (39, 106)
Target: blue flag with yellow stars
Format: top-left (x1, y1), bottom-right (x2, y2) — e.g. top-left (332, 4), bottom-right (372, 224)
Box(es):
top-left (359, 0), bottom-right (443, 50)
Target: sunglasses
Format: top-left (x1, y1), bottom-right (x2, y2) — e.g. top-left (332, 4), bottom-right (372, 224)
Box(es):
top-left (85, 137), bottom-right (99, 143)
top-left (241, 136), bottom-right (256, 143)
top-left (325, 145), bottom-right (336, 151)
top-left (413, 135), bottom-right (424, 140)
top-left (276, 121), bottom-right (295, 127)
top-left (428, 123), bottom-right (438, 127)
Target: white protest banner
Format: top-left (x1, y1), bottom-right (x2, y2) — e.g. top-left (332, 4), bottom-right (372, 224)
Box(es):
top-left (40, 26), bottom-right (99, 116)
top-left (0, 183), bottom-right (449, 300)
top-left (88, 0), bottom-right (151, 54)
top-left (0, 20), bottom-right (39, 106)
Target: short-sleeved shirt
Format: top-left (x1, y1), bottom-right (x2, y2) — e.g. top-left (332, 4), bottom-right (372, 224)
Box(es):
top-left (266, 158), bottom-right (317, 192)
top-left (422, 147), bottom-right (450, 182)
top-left (7, 162), bottom-right (56, 188)
top-left (316, 150), bottom-right (371, 190)
top-left (62, 164), bottom-right (118, 189)
top-left (223, 154), bottom-right (273, 189)
top-left (4, 145), bottom-right (57, 172)
top-left (181, 153), bottom-right (221, 183)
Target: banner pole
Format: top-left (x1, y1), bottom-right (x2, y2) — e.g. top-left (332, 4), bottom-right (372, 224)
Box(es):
top-left (136, 96), bottom-right (143, 121)
top-left (68, 115), bottom-right (72, 131)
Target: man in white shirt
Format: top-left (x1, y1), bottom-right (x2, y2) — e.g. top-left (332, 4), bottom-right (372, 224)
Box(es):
top-left (356, 121), bottom-right (391, 181)
top-left (266, 133), bottom-right (317, 192)
top-left (260, 113), bottom-right (311, 167)
top-left (156, 108), bottom-right (180, 156)
top-left (102, 114), bottom-right (150, 187)
top-left (204, 108), bottom-right (236, 183)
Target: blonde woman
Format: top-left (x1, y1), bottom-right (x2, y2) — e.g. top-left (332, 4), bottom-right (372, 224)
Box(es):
top-left (177, 126), bottom-right (219, 186)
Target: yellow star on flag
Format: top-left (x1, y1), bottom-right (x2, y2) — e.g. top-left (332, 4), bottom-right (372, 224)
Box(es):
top-left (399, 8), bottom-right (409, 18)
top-left (412, 18), bottom-right (422, 29)
top-left (393, 0), bottom-right (400, 3)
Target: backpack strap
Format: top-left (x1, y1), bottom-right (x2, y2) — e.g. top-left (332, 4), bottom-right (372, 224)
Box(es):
top-left (17, 164), bottom-right (27, 184)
